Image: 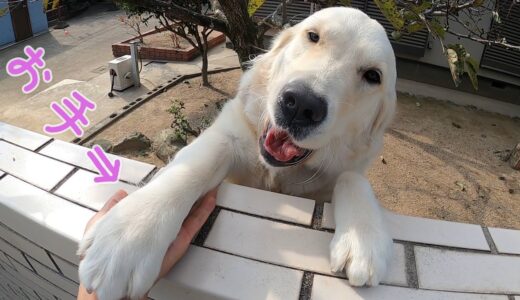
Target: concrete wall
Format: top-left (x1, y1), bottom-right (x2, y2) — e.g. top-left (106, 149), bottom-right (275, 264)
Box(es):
top-left (397, 4), bottom-right (520, 87)
top-left (417, 16), bottom-right (490, 69)
top-left (0, 3), bottom-right (15, 47)
top-left (259, 2), bottom-right (520, 90)
top-left (28, 0), bottom-right (48, 35)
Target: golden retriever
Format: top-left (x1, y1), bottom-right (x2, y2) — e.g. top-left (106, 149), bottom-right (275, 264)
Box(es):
top-left (78, 7), bottom-right (397, 299)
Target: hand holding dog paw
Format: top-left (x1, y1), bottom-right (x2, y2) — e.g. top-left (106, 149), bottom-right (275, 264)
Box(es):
top-left (77, 188), bottom-right (217, 300)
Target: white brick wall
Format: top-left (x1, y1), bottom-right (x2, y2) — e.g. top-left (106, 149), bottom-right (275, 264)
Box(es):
top-left (1, 122), bottom-right (519, 299)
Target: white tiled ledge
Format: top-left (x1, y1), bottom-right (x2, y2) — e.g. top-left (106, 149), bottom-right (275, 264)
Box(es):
top-left (39, 139), bottom-right (155, 185)
top-left (1, 121), bottom-right (520, 299)
top-left (204, 210), bottom-right (408, 286)
top-left (0, 122), bottom-right (52, 151)
top-left (311, 275), bottom-right (508, 300)
top-left (322, 203), bottom-right (491, 251)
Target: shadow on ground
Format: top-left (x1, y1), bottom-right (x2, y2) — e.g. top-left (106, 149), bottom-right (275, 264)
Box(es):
top-left (370, 93), bottom-right (520, 229)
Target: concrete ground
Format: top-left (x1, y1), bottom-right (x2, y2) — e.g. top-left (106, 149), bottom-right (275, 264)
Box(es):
top-left (0, 3), bottom-right (239, 141)
top-left (0, 3), bottom-right (147, 105)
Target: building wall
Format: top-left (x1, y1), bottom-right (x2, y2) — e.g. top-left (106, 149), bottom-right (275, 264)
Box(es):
top-left (417, 16), bottom-right (490, 68)
top-left (28, 0), bottom-right (48, 35)
top-left (396, 5), bottom-right (520, 87)
top-left (257, 1), bottom-right (520, 90)
top-left (0, 3), bottom-right (16, 47)
top-left (0, 1), bottom-right (48, 48)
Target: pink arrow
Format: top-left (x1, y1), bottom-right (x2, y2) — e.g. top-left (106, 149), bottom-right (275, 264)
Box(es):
top-left (86, 145), bottom-right (121, 183)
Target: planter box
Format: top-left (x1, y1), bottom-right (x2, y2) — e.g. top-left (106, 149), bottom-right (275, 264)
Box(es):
top-left (112, 27), bottom-right (226, 61)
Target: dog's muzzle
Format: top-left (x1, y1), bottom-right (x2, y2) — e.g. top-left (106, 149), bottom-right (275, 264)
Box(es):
top-left (275, 81), bottom-right (327, 140)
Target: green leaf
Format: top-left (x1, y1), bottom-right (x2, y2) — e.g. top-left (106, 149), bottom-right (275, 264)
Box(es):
top-left (446, 48), bottom-right (461, 87)
top-left (446, 44), bottom-right (479, 90)
top-left (373, 0), bottom-right (405, 30)
top-left (410, 2), bottom-right (432, 13)
top-left (455, 181), bottom-right (466, 191)
top-left (402, 10), bottom-right (417, 20)
top-left (429, 19), bottom-right (446, 39)
top-left (248, 0), bottom-right (266, 16)
top-left (406, 22), bottom-right (425, 33)
top-left (465, 56), bottom-right (479, 90)
top-left (0, 7), bottom-right (8, 17)
top-left (391, 30), bottom-right (402, 40)
top-left (492, 11), bottom-right (501, 24)
top-left (339, 0), bottom-right (352, 6)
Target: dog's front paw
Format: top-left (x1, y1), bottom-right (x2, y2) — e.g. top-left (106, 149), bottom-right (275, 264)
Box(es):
top-left (78, 194), bottom-right (174, 300)
top-left (329, 228), bottom-right (392, 286)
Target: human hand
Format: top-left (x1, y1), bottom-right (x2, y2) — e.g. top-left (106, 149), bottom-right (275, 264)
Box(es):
top-left (77, 188), bottom-right (217, 300)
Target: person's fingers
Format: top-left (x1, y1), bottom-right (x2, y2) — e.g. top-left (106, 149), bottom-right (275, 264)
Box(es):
top-left (158, 238), bottom-right (185, 279)
top-left (182, 188), bottom-right (217, 227)
top-left (186, 197), bottom-right (203, 217)
top-left (185, 187), bottom-right (218, 217)
top-left (167, 190), bottom-right (217, 259)
top-left (158, 188), bottom-right (218, 278)
top-left (99, 189), bottom-right (128, 213)
top-left (180, 189), bottom-right (217, 239)
top-left (85, 189), bottom-right (128, 233)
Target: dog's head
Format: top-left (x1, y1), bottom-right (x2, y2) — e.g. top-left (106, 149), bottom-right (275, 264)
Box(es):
top-left (251, 7), bottom-right (396, 168)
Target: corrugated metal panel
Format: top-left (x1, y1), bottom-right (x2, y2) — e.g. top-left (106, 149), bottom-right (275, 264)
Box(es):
top-left (254, 0), bottom-right (312, 23)
top-left (254, 0), bottom-right (428, 57)
top-left (481, 0), bottom-right (520, 77)
top-left (350, 0), bottom-right (367, 10)
top-left (363, 1), bottom-right (429, 56)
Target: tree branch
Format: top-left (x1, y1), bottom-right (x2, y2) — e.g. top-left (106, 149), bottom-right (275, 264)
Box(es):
top-left (447, 30), bottom-right (520, 51)
top-left (425, 0), bottom-right (479, 16)
top-left (257, 0), bottom-right (293, 28)
top-left (119, 0), bottom-right (229, 33)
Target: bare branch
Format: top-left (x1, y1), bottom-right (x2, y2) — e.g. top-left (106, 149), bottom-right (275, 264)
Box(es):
top-left (425, 0), bottom-right (478, 16)
top-left (158, 14), bottom-right (198, 48)
top-left (448, 30), bottom-right (520, 51)
top-left (257, 0), bottom-right (293, 28)
top-left (123, 0), bottom-right (229, 33)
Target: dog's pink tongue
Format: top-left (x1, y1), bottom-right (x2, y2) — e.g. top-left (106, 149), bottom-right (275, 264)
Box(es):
top-left (264, 127), bottom-right (303, 162)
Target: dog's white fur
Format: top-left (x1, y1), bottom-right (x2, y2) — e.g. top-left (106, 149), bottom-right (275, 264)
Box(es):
top-left (78, 7), bottom-right (397, 299)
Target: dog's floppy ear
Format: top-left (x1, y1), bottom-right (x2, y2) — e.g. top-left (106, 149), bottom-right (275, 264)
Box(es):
top-left (269, 26), bottom-right (295, 53)
top-left (369, 90), bottom-right (396, 136)
top-left (254, 26), bottom-right (295, 74)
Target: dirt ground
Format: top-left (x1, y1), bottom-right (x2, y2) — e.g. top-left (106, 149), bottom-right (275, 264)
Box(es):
top-left (141, 31), bottom-right (192, 49)
top-left (93, 70), bottom-right (241, 167)
top-left (93, 70), bottom-right (520, 229)
top-left (371, 94), bottom-right (520, 229)
top-left (138, 29), bottom-right (222, 49)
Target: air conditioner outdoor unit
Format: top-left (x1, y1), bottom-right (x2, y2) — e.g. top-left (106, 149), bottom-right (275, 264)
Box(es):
top-left (108, 55), bottom-right (134, 91)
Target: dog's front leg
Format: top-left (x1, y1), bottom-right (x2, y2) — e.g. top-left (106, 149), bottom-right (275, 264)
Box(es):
top-left (77, 125), bottom-right (235, 300)
top-left (329, 172), bottom-right (392, 286)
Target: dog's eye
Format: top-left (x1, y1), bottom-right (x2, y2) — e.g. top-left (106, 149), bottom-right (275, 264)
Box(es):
top-left (363, 70), bottom-right (381, 84)
top-left (308, 32), bottom-right (320, 43)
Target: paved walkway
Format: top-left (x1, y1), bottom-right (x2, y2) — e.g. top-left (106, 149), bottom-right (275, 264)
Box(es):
top-left (0, 3), bottom-right (239, 142)
top-left (0, 3), bottom-right (145, 105)
top-left (0, 122), bottom-right (519, 299)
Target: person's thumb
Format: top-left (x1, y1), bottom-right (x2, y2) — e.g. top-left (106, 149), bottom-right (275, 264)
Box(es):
top-left (99, 189), bottom-right (128, 214)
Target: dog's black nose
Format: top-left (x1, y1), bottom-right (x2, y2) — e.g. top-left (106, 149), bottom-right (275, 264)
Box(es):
top-left (278, 82), bottom-right (327, 128)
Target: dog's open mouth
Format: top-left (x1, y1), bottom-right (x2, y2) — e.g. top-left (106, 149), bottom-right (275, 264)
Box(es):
top-left (259, 124), bottom-right (312, 167)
